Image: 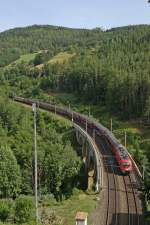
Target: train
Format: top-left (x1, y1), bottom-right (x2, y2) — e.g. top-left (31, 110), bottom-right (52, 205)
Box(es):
top-left (14, 96), bottom-right (132, 174)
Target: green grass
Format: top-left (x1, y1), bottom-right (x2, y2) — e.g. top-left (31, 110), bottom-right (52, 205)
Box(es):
top-left (4, 52), bottom-right (38, 69)
top-left (48, 52), bottom-right (76, 65)
top-left (40, 191), bottom-right (97, 225)
top-left (12, 53), bottom-right (38, 64)
top-left (36, 52), bottom-right (76, 69)
top-left (4, 51), bottom-right (75, 70)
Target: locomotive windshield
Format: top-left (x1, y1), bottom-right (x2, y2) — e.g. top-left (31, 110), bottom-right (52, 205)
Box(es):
top-left (118, 145), bottom-right (128, 159)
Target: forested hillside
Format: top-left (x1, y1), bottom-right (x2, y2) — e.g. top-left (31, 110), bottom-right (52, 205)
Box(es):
top-left (0, 24), bottom-right (150, 118)
top-left (0, 25), bottom-right (102, 67)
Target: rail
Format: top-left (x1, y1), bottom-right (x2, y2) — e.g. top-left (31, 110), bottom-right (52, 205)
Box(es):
top-left (123, 175), bottom-right (140, 225)
top-left (98, 136), bottom-right (118, 225)
top-left (128, 152), bottom-right (142, 179)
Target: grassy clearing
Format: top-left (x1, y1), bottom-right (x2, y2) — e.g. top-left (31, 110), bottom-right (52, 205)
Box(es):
top-left (4, 51), bottom-right (76, 70)
top-left (40, 191), bottom-right (97, 225)
top-left (13, 53), bottom-right (37, 64)
top-left (36, 52), bottom-right (76, 70)
top-left (5, 53), bottom-right (38, 68)
top-left (48, 52), bottom-right (76, 65)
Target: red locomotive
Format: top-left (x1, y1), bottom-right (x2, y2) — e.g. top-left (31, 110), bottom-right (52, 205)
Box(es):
top-left (112, 144), bottom-right (132, 173)
top-left (95, 124), bottom-right (132, 173)
top-left (14, 96), bottom-right (132, 174)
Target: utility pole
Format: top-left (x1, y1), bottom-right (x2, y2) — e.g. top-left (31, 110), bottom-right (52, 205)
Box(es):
top-left (88, 105), bottom-right (90, 117)
top-left (55, 105), bottom-right (56, 114)
top-left (32, 103), bottom-right (38, 225)
top-left (125, 131), bottom-right (127, 148)
top-left (110, 118), bottom-right (113, 132)
top-left (142, 165), bottom-right (145, 180)
top-left (148, 111), bottom-right (150, 123)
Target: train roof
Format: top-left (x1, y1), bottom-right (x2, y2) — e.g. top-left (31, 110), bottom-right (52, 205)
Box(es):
top-left (94, 121), bottom-right (129, 160)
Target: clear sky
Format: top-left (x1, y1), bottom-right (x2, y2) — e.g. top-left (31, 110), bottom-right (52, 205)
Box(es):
top-left (0, 0), bottom-right (149, 32)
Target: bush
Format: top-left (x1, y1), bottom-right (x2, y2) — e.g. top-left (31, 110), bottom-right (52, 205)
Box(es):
top-left (0, 146), bottom-right (21, 198)
top-left (15, 196), bottom-right (35, 223)
top-left (72, 188), bottom-right (83, 196)
top-left (39, 194), bottom-right (56, 207)
top-left (40, 209), bottom-right (63, 225)
top-left (0, 200), bottom-right (13, 222)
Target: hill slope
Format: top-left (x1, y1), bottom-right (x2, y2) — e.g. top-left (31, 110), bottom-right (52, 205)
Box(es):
top-left (0, 25), bottom-right (103, 67)
top-left (0, 24), bottom-right (150, 118)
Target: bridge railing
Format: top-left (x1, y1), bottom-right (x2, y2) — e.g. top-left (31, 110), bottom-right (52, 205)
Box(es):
top-left (128, 152), bottom-right (143, 187)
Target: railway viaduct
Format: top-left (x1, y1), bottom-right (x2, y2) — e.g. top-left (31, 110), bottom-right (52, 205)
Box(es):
top-left (14, 97), bottom-right (145, 225)
top-left (74, 123), bottom-right (103, 191)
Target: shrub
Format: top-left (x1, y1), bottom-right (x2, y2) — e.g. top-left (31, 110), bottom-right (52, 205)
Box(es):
top-left (39, 194), bottom-right (56, 207)
top-left (0, 200), bottom-right (13, 222)
top-left (0, 146), bottom-right (21, 198)
top-left (15, 196), bottom-right (34, 223)
top-left (40, 209), bottom-right (63, 225)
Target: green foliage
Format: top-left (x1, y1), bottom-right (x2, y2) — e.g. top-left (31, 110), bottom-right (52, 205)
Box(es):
top-left (0, 24), bottom-right (150, 221)
top-left (33, 53), bottom-right (44, 66)
top-left (0, 97), bottom-right (81, 200)
top-left (40, 194), bottom-right (56, 207)
top-left (0, 25), bottom-right (150, 117)
top-left (14, 196), bottom-right (34, 224)
top-left (0, 25), bottom-right (102, 67)
top-left (0, 48), bottom-right (20, 67)
top-left (0, 146), bottom-right (21, 198)
top-left (43, 143), bottom-right (81, 200)
top-left (40, 209), bottom-right (62, 225)
top-left (0, 200), bottom-right (13, 222)
top-left (33, 50), bottom-right (56, 66)
top-left (1, 25), bottom-right (150, 118)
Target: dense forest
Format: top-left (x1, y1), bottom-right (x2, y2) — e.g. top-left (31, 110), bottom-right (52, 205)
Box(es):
top-left (0, 24), bottom-right (150, 224)
top-left (0, 25), bottom-right (103, 67)
top-left (1, 25), bottom-right (150, 118)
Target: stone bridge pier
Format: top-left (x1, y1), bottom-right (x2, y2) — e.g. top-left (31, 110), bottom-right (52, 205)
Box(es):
top-left (75, 128), bottom-right (98, 191)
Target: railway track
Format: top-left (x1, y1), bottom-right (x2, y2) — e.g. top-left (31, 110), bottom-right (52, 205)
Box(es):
top-left (14, 97), bottom-right (145, 225)
top-left (95, 133), bottom-right (143, 225)
top-left (123, 174), bottom-right (139, 225)
top-left (97, 136), bottom-right (118, 225)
